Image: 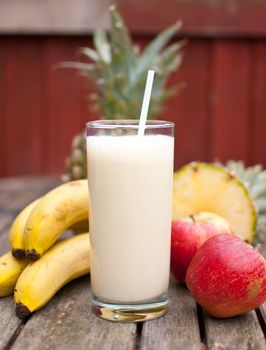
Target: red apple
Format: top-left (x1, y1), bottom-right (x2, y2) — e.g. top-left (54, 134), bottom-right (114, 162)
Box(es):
top-left (171, 212), bottom-right (232, 284)
top-left (186, 234), bottom-right (266, 318)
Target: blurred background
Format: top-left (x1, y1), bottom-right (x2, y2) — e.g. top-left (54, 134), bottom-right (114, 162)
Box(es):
top-left (0, 0), bottom-right (266, 177)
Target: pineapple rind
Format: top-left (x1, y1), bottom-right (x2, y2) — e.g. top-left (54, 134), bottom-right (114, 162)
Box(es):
top-left (173, 162), bottom-right (257, 242)
top-left (225, 160), bottom-right (266, 244)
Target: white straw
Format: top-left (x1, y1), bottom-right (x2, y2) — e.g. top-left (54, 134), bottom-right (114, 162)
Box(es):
top-left (138, 70), bottom-right (155, 136)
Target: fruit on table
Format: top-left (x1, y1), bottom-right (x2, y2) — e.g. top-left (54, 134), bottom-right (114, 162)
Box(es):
top-left (171, 212), bottom-right (232, 284)
top-left (15, 233), bottom-right (90, 319)
top-left (8, 198), bottom-right (40, 259)
top-left (63, 6), bottom-right (185, 181)
top-left (186, 234), bottom-right (266, 318)
top-left (0, 252), bottom-right (28, 297)
top-left (24, 180), bottom-right (89, 260)
top-left (172, 162), bottom-right (256, 243)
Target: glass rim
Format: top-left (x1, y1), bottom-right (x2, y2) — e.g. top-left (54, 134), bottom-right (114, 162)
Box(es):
top-left (86, 119), bottom-right (174, 130)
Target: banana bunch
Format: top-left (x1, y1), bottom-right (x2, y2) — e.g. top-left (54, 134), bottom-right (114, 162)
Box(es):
top-left (0, 252), bottom-right (28, 297)
top-left (15, 233), bottom-right (90, 319)
top-left (0, 180), bottom-right (90, 319)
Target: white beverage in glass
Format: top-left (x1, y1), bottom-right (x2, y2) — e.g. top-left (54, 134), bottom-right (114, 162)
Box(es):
top-left (86, 120), bottom-right (174, 322)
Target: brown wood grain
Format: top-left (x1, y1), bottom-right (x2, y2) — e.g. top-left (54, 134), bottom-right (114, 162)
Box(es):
top-left (0, 296), bottom-right (23, 350)
top-left (252, 41), bottom-right (266, 165)
top-left (0, 38), bottom-right (6, 177)
top-left (0, 177), bottom-right (61, 349)
top-left (1, 1), bottom-right (266, 37)
top-left (44, 37), bottom-right (92, 174)
top-left (140, 282), bottom-right (202, 350)
top-left (162, 40), bottom-right (211, 168)
top-left (259, 302), bottom-right (266, 326)
top-left (0, 0), bottom-right (110, 35)
top-left (11, 276), bottom-right (137, 350)
top-left (0, 212), bottom-right (14, 254)
top-left (4, 38), bottom-right (45, 176)
top-left (1, 35), bottom-right (266, 175)
top-left (118, 0), bottom-right (266, 38)
top-left (0, 177), bottom-right (60, 211)
top-left (204, 310), bottom-right (266, 350)
top-left (209, 40), bottom-right (251, 164)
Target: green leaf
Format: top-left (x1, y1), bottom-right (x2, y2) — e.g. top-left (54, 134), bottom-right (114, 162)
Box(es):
top-left (78, 47), bottom-right (99, 62)
top-left (93, 29), bottom-right (114, 87)
top-left (256, 197), bottom-right (266, 212)
top-left (93, 29), bottom-right (111, 64)
top-left (109, 6), bottom-right (136, 79)
top-left (54, 61), bottom-right (95, 70)
top-left (250, 183), bottom-right (266, 198)
top-left (110, 6), bottom-right (133, 53)
top-left (158, 86), bottom-right (178, 100)
top-left (133, 21), bottom-right (182, 84)
top-left (160, 40), bottom-right (186, 61)
top-left (156, 41), bottom-right (185, 74)
top-left (55, 61), bottom-right (102, 83)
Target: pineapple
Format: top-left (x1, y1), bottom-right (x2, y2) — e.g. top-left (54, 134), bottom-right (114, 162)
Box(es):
top-left (225, 160), bottom-right (266, 245)
top-left (172, 162), bottom-right (257, 243)
top-left (62, 131), bottom-right (87, 182)
top-left (63, 5), bottom-right (185, 181)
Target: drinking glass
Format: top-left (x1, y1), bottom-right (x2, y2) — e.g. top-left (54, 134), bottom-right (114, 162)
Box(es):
top-left (86, 120), bottom-right (174, 322)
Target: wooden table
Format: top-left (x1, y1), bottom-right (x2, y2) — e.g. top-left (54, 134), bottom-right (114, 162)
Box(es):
top-left (0, 177), bottom-right (266, 350)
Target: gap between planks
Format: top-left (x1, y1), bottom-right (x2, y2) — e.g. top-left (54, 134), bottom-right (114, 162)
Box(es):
top-left (1, 321), bottom-right (27, 350)
top-left (0, 177), bottom-right (61, 350)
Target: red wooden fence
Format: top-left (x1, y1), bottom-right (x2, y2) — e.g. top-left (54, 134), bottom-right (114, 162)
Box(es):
top-left (0, 0), bottom-right (266, 177)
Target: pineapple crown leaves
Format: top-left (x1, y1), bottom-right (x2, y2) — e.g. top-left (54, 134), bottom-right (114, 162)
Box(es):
top-left (225, 161), bottom-right (266, 214)
top-left (224, 160), bottom-right (266, 245)
top-left (59, 5), bottom-right (185, 119)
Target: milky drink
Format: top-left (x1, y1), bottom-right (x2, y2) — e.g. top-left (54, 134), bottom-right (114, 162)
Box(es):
top-left (87, 135), bottom-right (174, 303)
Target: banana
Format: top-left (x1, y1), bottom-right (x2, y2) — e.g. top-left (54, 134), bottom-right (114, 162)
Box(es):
top-left (15, 233), bottom-right (90, 319)
top-left (0, 252), bottom-right (28, 297)
top-left (9, 198), bottom-right (40, 258)
top-left (71, 219), bottom-right (89, 234)
top-left (24, 180), bottom-right (89, 260)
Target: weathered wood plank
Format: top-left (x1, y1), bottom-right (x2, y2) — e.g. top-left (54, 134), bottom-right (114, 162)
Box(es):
top-left (167, 40), bottom-right (211, 168)
top-left (0, 212), bottom-right (14, 234)
top-left (119, 0), bottom-right (266, 38)
top-left (0, 210), bottom-right (23, 350)
top-left (0, 212), bottom-right (15, 254)
top-left (0, 297), bottom-right (22, 350)
top-left (251, 41), bottom-right (266, 165)
top-left (210, 40), bottom-right (251, 164)
top-left (0, 177), bottom-right (61, 350)
top-left (205, 310), bottom-right (266, 350)
top-left (4, 39), bottom-right (46, 176)
top-left (12, 276), bottom-right (136, 350)
top-left (262, 243), bottom-right (266, 259)
top-left (0, 176), bottom-right (59, 192)
top-left (1, 0), bottom-right (266, 37)
top-left (0, 177), bottom-right (60, 212)
top-left (140, 282), bottom-right (202, 350)
top-left (0, 0), bottom-right (110, 35)
top-left (259, 302), bottom-right (266, 327)
top-left (44, 38), bottom-right (91, 174)
top-left (0, 38), bottom-right (6, 177)
top-left (0, 231), bottom-right (12, 254)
